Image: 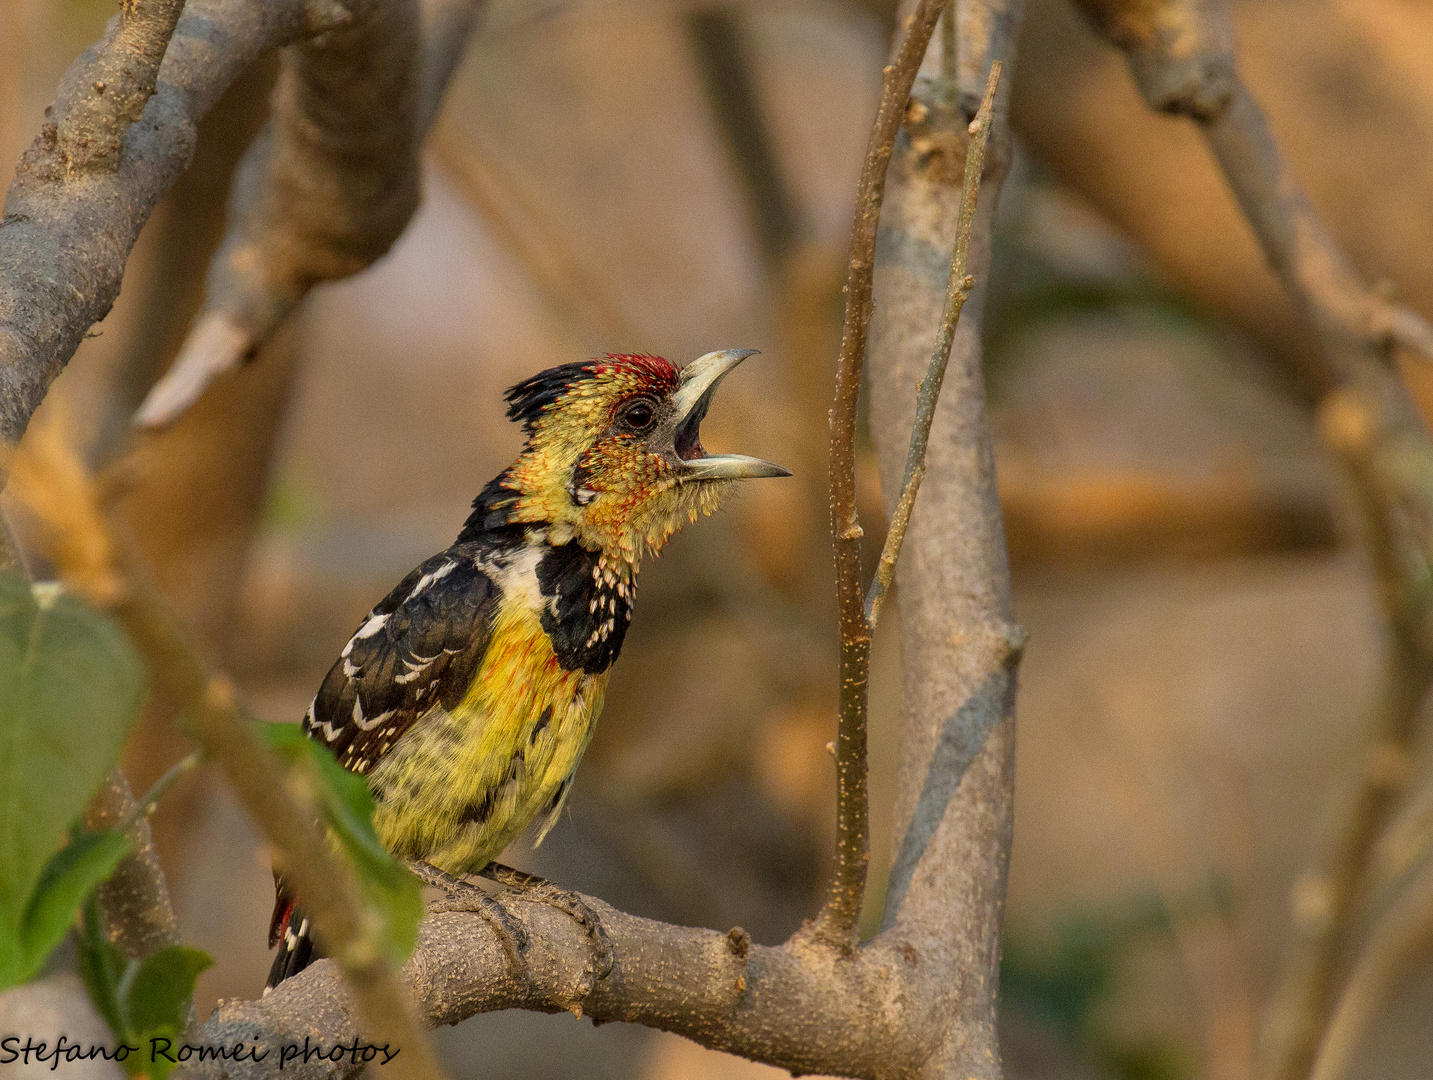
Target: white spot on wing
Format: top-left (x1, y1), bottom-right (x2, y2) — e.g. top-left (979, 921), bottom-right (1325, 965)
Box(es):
top-left (354, 612), bottom-right (390, 640)
top-left (413, 561), bottom-right (456, 594)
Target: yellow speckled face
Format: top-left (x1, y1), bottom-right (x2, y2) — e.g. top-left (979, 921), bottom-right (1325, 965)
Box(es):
top-left (504, 355), bottom-right (730, 565)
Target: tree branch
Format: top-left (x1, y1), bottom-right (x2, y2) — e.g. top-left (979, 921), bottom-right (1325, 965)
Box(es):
top-left (864, 3), bottom-right (1023, 1077)
top-left (1306, 855), bottom-right (1433, 1080)
top-left (134, 0), bottom-right (487, 429)
top-left (0, 0), bottom-right (341, 445)
top-left (56, 0), bottom-right (187, 170)
top-left (7, 428), bottom-right (451, 1080)
top-left (815, 0), bottom-right (948, 952)
top-left (81, 769), bottom-right (181, 960)
top-left (1068, 4), bottom-right (1433, 1079)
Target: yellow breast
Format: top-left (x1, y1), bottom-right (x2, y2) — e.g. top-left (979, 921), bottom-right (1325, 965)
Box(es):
top-left (367, 591), bottom-right (607, 874)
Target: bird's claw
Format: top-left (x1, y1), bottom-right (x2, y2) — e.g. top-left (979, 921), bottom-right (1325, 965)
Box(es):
top-left (480, 862), bottom-right (615, 978)
top-left (408, 860), bottom-right (530, 966)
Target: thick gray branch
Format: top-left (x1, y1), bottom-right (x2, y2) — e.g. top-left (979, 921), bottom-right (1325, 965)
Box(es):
top-left (865, 2), bottom-right (1024, 1077)
top-left (196, 896), bottom-right (960, 1080)
top-left (57, 0), bottom-right (188, 170)
top-left (135, 0), bottom-right (484, 428)
top-left (0, 0), bottom-right (346, 445)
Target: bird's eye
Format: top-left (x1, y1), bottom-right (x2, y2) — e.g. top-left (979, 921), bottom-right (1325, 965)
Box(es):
top-left (620, 399), bottom-right (656, 432)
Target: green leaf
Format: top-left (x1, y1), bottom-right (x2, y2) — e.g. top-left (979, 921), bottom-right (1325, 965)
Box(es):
top-left (4, 829), bottom-right (131, 986)
top-left (258, 722), bottom-right (422, 966)
top-left (77, 893), bottom-right (128, 1039)
top-left (78, 895), bottom-right (213, 1080)
top-left (0, 573), bottom-right (146, 969)
top-left (117, 945), bottom-right (212, 1069)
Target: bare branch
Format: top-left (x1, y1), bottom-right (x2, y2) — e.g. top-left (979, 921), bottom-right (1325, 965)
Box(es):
top-left (866, 61), bottom-right (1000, 631)
top-left (815, 0), bottom-right (949, 952)
top-left (0, 0), bottom-right (347, 446)
top-left (56, 0), bottom-right (187, 170)
top-left (195, 894), bottom-right (995, 1080)
top-left (1068, 3), bottom-right (1433, 1079)
top-left (135, 0), bottom-right (487, 429)
top-left (863, 2), bottom-right (1024, 1076)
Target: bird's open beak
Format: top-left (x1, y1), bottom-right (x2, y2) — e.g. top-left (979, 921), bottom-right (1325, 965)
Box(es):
top-left (671, 349), bottom-right (792, 481)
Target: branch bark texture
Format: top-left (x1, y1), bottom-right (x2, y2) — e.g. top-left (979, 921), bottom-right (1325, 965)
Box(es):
top-left (135, 0), bottom-right (484, 427)
top-left (81, 769), bottom-right (181, 960)
top-left (818, 0), bottom-right (947, 950)
top-left (865, 4), bottom-right (1023, 1076)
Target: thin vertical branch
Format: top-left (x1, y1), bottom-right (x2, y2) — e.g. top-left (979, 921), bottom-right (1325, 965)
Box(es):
top-left (814, 0), bottom-right (949, 950)
top-left (1307, 856), bottom-right (1433, 1080)
top-left (866, 61), bottom-right (1000, 631)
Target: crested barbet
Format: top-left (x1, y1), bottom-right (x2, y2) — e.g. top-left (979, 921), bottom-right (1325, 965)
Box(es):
top-left (266, 350), bottom-right (789, 988)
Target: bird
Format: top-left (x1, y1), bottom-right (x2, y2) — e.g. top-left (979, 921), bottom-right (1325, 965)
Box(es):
top-left (266, 349), bottom-right (790, 989)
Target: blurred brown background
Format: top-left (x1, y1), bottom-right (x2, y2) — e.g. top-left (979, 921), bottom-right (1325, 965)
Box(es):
top-left (6, 1), bottom-right (1433, 1078)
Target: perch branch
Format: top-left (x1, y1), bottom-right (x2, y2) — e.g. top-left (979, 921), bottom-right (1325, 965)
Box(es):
top-left (198, 898), bottom-right (961, 1080)
top-left (1070, 3), bottom-right (1433, 1079)
top-left (815, 0), bottom-right (949, 951)
top-left (866, 61), bottom-right (1000, 631)
top-left (134, 0), bottom-right (488, 429)
top-left (8, 432), bottom-right (449, 1080)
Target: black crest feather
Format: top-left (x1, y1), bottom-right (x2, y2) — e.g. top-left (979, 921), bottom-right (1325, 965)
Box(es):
top-left (504, 362), bottom-right (599, 433)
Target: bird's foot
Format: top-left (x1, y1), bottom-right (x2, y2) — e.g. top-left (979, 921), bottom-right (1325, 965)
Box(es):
top-left (479, 862), bottom-right (615, 978)
top-left (408, 860), bottom-right (529, 967)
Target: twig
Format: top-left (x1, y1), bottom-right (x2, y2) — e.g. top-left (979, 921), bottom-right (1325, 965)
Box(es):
top-left (8, 432), bottom-right (450, 1080)
top-left (56, 0), bottom-right (187, 170)
top-left (813, 0), bottom-right (949, 951)
top-left (865, 61), bottom-right (1000, 631)
top-left (119, 750), bottom-right (204, 831)
top-left (1307, 856), bottom-right (1433, 1080)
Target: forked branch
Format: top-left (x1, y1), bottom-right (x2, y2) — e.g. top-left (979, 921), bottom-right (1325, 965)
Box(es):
top-left (1070, 2), bottom-right (1433, 1078)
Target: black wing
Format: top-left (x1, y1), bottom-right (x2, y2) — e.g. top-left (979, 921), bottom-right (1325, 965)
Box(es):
top-left (303, 545), bottom-right (500, 775)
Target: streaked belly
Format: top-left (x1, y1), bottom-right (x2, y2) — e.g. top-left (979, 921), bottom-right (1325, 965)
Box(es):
top-left (367, 596), bottom-right (607, 873)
